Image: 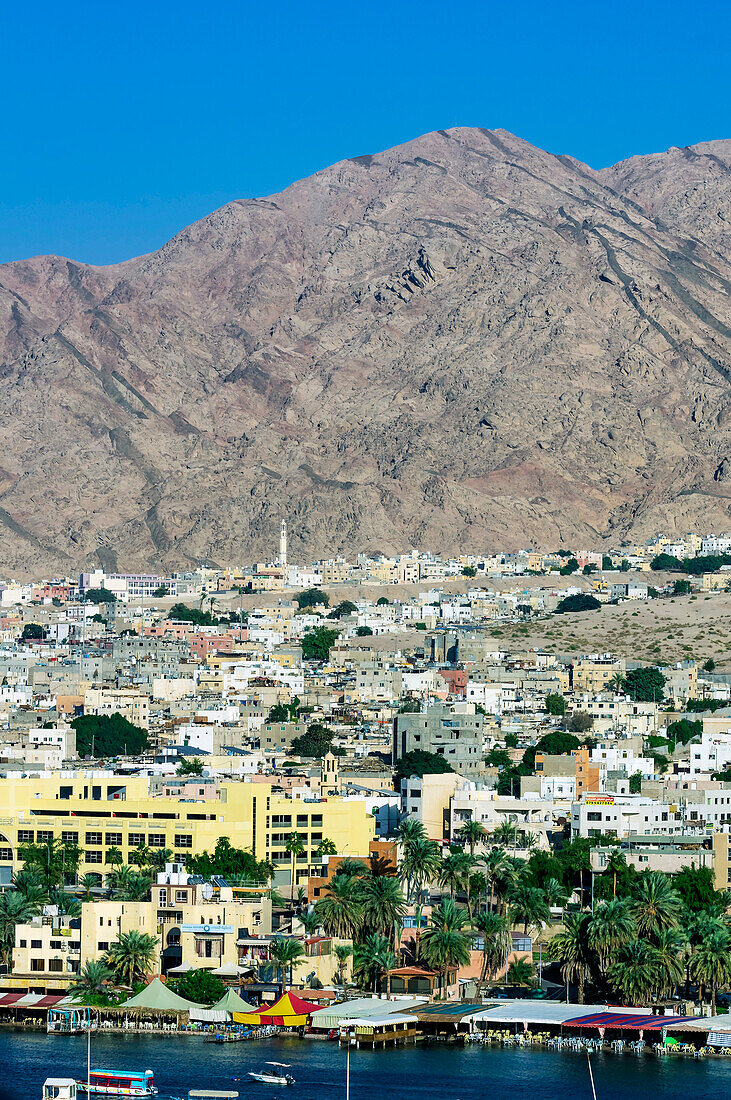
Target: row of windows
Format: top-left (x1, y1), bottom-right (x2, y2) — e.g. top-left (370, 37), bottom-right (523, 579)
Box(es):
top-left (269, 815), bottom-right (323, 828)
top-left (15, 831), bottom-right (193, 850)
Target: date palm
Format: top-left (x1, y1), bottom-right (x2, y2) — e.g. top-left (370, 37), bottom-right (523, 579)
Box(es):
top-left (285, 832), bottom-right (306, 899)
top-left (354, 933), bottom-right (397, 993)
top-left (483, 848), bottom-right (511, 913)
top-left (359, 874), bottom-right (407, 943)
top-left (588, 898), bottom-right (636, 970)
top-left (548, 913), bottom-right (593, 1004)
top-left (106, 930), bottom-right (158, 986)
top-left (608, 940), bottom-right (660, 1006)
top-left (689, 929), bottom-right (731, 1014)
top-left (652, 928), bottom-right (687, 999)
top-left (397, 818), bottom-right (427, 846)
top-left (544, 877), bottom-right (568, 910)
top-left (104, 846), bottom-right (123, 868)
top-left (313, 874), bottom-right (362, 939)
top-left (0, 890), bottom-right (39, 965)
top-left (474, 911), bottom-right (512, 986)
top-left (79, 873), bottom-right (100, 901)
top-left (458, 819), bottom-right (488, 857)
top-left (129, 845), bottom-right (152, 870)
top-left (605, 849), bottom-right (627, 898)
top-left (268, 937), bottom-right (305, 987)
top-left (631, 872), bottom-right (682, 938)
top-left (508, 883), bottom-right (550, 935)
top-left (334, 943), bottom-right (353, 985)
top-left (316, 838), bottom-right (337, 866)
top-left (439, 852), bottom-right (474, 900)
top-left (149, 848), bottom-right (174, 871)
top-left (72, 959), bottom-right (113, 997)
top-left (420, 898), bottom-right (472, 997)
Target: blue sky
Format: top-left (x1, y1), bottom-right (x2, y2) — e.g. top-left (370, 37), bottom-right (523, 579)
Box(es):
top-left (2, 0), bottom-right (728, 265)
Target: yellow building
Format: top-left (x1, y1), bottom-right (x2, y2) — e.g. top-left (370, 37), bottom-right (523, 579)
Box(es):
top-left (0, 776), bottom-right (375, 888)
top-left (572, 658), bottom-right (625, 694)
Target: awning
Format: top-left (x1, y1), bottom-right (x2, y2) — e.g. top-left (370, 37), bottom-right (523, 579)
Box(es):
top-left (232, 991), bottom-right (325, 1027)
top-left (563, 1012), bottom-right (700, 1031)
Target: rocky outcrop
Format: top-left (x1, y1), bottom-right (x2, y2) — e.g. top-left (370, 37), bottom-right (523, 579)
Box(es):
top-left (0, 126), bottom-right (729, 574)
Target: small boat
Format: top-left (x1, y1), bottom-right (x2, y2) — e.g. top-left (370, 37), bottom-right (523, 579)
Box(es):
top-left (247, 1064), bottom-right (295, 1086)
top-left (78, 1070), bottom-right (157, 1097)
top-left (44, 1079), bottom-right (78, 1100)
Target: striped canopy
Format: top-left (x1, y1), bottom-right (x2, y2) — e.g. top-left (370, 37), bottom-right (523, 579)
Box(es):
top-left (232, 991), bottom-right (324, 1026)
top-left (564, 1012), bottom-right (699, 1030)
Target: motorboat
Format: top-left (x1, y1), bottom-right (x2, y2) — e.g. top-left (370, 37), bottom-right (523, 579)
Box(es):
top-left (247, 1064), bottom-right (295, 1086)
top-left (77, 1070), bottom-right (157, 1097)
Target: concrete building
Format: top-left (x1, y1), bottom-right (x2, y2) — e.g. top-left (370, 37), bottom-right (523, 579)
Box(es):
top-left (393, 704), bottom-right (484, 777)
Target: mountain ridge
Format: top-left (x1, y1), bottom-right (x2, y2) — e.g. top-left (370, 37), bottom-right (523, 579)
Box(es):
top-left (0, 126), bottom-right (729, 575)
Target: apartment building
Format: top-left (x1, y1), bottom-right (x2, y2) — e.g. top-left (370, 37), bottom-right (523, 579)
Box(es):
top-left (393, 704), bottom-right (484, 777)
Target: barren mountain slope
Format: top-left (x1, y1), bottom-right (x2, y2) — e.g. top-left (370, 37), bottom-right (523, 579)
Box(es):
top-left (0, 126), bottom-right (729, 575)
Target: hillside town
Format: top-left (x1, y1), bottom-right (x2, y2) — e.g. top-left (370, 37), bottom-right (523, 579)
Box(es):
top-left (2, 528), bottom-right (731, 1051)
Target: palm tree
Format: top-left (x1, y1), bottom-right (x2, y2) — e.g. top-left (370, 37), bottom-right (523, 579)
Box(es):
top-left (104, 846), bottom-right (123, 869)
top-left (315, 838), bottom-right (337, 867)
top-left (439, 853), bottom-right (474, 901)
top-left (420, 898), bottom-right (472, 997)
top-left (313, 874), bottom-right (363, 939)
top-left (285, 833), bottom-right (306, 899)
top-left (0, 890), bottom-right (38, 965)
top-left (299, 910), bottom-right (320, 935)
top-left (268, 937), bottom-right (305, 987)
top-left (72, 959), bottom-right (113, 997)
top-left (397, 818), bottom-right (427, 846)
top-left (508, 884), bottom-right (550, 935)
top-left (468, 872), bottom-right (488, 920)
top-left (18, 837), bottom-right (81, 890)
top-left (689, 929), bottom-right (731, 1014)
top-left (124, 873), bottom-right (152, 902)
top-left (458, 819), bottom-right (488, 857)
top-left (12, 869), bottom-right (49, 910)
top-left (129, 845), bottom-right (152, 870)
top-left (359, 874), bottom-right (407, 943)
top-left (652, 928), bottom-right (687, 999)
top-left (543, 878), bottom-right (568, 910)
top-left (607, 674), bottom-right (626, 694)
top-left (631, 872), bottom-right (682, 938)
top-left (605, 849), bottom-right (627, 898)
top-left (474, 911), bottom-right (512, 986)
top-left (149, 848), bottom-right (174, 872)
top-left (79, 874), bottom-right (100, 901)
top-left (334, 943), bottom-right (353, 986)
top-left (337, 857), bottom-right (369, 879)
top-left (51, 889), bottom-right (81, 918)
top-left (608, 940), bottom-right (659, 1006)
top-left (491, 821), bottom-right (518, 848)
top-left (490, 856), bottom-right (521, 916)
top-left (399, 837), bottom-right (442, 957)
top-left (549, 913), bottom-right (593, 1004)
top-left (353, 933), bottom-right (397, 993)
top-left (507, 957), bottom-right (535, 988)
top-left (107, 865), bottom-right (134, 899)
top-left (483, 848), bottom-right (511, 912)
top-left (105, 930), bottom-right (158, 986)
top-left (588, 899), bottom-right (636, 970)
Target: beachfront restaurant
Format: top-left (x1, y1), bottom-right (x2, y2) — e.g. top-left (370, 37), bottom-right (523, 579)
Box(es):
top-left (309, 997), bottom-right (429, 1035)
top-left (471, 1001), bottom-right (705, 1046)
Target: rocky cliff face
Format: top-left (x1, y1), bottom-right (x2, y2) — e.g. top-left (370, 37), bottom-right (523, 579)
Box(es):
top-left (0, 127), bottom-right (729, 574)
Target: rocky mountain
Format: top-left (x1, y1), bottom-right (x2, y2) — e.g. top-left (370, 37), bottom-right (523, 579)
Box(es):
top-left (0, 126), bottom-right (729, 575)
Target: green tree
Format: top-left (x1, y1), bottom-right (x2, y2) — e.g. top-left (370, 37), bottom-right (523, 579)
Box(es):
top-left (171, 968), bottom-right (225, 1004)
top-left (72, 959), bottom-right (114, 998)
top-left (652, 928), bottom-right (687, 999)
top-left (462, 566), bottom-right (477, 577)
top-left (602, 555), bottom-right (613, 570)
top-left (689, 929), bottom-right (731, 1013)
top-left (376, 597), bottom-right (389, 606)
top-left (301, 626), bottom-right (340, 661)
top-left (353, 932), bottom-right (397, 993)
top-left (559, 558), bottom-right (579, 576)
top-left (631, 872), bottom-right (682, 937)
top-left (673, 579), bottom-right (692, 595)
top-left (104, 846), bottom-right (123, 868)
top-left (555, 593), bottom-right (601, 613)
top-left (458, 819), bottom-right (488, 857)
top-left (420, 898), bottom-right (472, 996)
top-left (106, 930), bottom-right (158, 985)
top-left (297, 588), bottom-right (329, 609)
top-left (329, 600), bottom-right (358, 619)
top-left (71, 713), bottom-right (148, 757)
top-left (19, 837), bottom-right (81, 890)
top-left (549, 912), bottom-right (593, 1003)
top-left (629, 772), bottom-right (643, 794)
top-left (169, 602), bottom-right (217, 625)
top-left (185, 836), bottom-right (271, 884)
top-left (608, 940), bottom-right (660, 1005)
top-left (394, 750), bottom-right (454, 781)
top-left (152, 585), bottom-right (170, 597)
top-left (0, 891), bottom-right (39, 965)
top-left (587, 899), bottom-right (636, 969)
top-left (567, 711), bottom-right (594, 733)
top-left (355, 625), bottom-right (373, 636)
top-left (176, 756), bottom-right (204, 776)
top-left (666, 718), bottom-right (702, 746)
top-left (397, 698), bottom-right (421, 713)
top-left (268, 938), bottom-right (306, 987)
top-left (359, 874), bottom-right (407, 941)
top-left (84, 587), bottom-right (116, 603)
top-left (545, 693), bottom-right (567, 716)
top-left (334, 943), bottom-right (353, 985)
top-left (21, 623), bottom-right (45, 640)
top-left (622, 667), bottom-right (666, 703)
top-left (398, 837), bottom-right (442, 955)
top-left (291, 722), bottom-right (343, 757)
top-left (316, 837), bottom-right (338, 863)
top-left (286, 832), bottom-right (306, 895)
top-left (508, 883), bottom-right (550, 935)
top-left (522, 731), bottom-right (580, 772)
top-left (504, 732), bottom-right (518, 748)
top-left (474, 911), bottom-right (512, 985)
top-left (439, 852), bottom-right (474, 901)
top-left (650, 553), bottom-right (683, 571)
top-left (507, 957), bottom-right (536, 987)
top-left (674, 865), bottom-right (726, 913)
top-left (485, 747), bottom-right (512, 769)
top-left (703, 658), bottom-right (716, 673)
top-left (313, 874), bottom-right (363, 939)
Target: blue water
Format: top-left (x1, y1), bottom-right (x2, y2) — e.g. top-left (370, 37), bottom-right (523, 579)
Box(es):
top-left (2, 1032), bottom-right (731, 1100)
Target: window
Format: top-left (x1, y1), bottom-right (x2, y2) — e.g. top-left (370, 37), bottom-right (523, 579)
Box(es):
top-left (175, 890), bottom-right (187, 902)
top-left (587, 812), bottom-right (602, 822)
top-left (31, 939), bottom-right (42, 949)
top-left (86, 851), bottom-right (103, 864)
top-left (98, 941), bottom-right (109, 951)
top-left (174, 835), bottom-right (192, 848)
top-left (85, 832), bottom-right (102, 846)
top-left (0, 848), bottom-right (12, 861)
top-left (19, 939), bottom-right (26, 948)
top-left (296, 815), bottom-right (309, 829)
top-left (36, 830), bottom-right (54, 842)
top-left (105, 833), bottom-right (123, 846)
top-left (48, 959), bottom-right (63, 972)
top-left (18, 830), bottom-right (34, 843)
top-left (148, 834), bottom-right (166, 847)
top-left (129, 833), bottom-right (145, 847)
top-left (30, 959), bottom-right (45, 972)
top-left (61, 831), bottom-right (78, 844)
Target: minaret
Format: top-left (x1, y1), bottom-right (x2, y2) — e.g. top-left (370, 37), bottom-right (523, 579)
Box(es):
top-left (279, 519), bottom-right (288, 576)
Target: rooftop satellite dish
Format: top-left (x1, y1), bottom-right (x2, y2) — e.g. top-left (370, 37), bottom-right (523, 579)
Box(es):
top-left (201, 882), bottom-right (213, 900)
